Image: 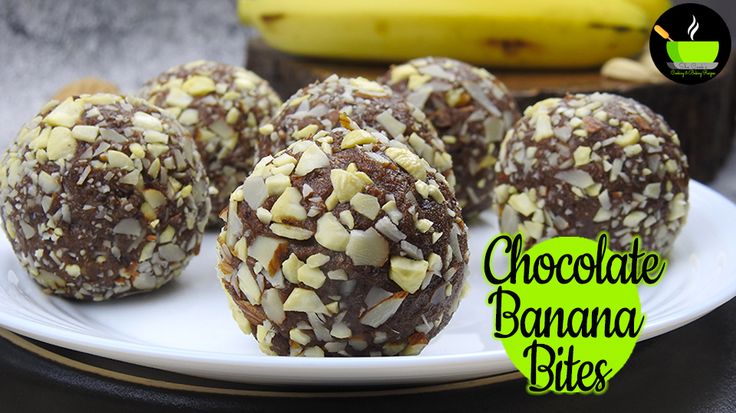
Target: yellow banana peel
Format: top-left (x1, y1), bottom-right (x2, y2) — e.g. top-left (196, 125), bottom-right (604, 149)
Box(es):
top-left (238, 0), bottom-right (650, 69)
top-left (623, 0), bottom-right (671, 26)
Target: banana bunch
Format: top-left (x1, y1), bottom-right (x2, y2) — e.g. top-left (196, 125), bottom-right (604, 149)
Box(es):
top-left (238, 0), bottom-right (670, 69)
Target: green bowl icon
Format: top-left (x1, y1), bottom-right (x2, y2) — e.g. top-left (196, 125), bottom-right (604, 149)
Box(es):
top-left (666, 41), bottom-right (719, 63)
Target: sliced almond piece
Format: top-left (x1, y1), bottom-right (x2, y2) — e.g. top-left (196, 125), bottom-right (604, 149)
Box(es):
top-left (573, 146), bottom-right (592, 166)
top-left (330, 322), bottom-right (352, 339)
top-left (350, 193), bottom-right (380, 219)
top-left (265, 174), bottom-right (291, 196)
top-left (45, 98), bottom-right (84, 128)
top-left (283, 288), bottom-right (329, 314)
top-left (38, 171), bottom-right (60, 194)
top-left (272, 153), bottom-right (298, 167)
top-left (47, 127), bottom-right (77, 161)
top-left (303, 346), bottom-right (325, 357)
top-left (132, 111), bottom-right (163, 132)
top-left (248, 236), bottom-right (287, 277)
top-left (315, 213), bottom-right (349, 251)
top-left (507, 192), bottom-right (536, 217)
top-left (623, 211), bottom-right (647, 227)
top-left (237, 264), bottom-right (262, 304)
top-left (339, 210), bottom-right (355, 229)
top-left (360, 291), bottom-right (408, 328)
top-left (294, 142), bottom-right (329, 176)
top-left (532, 111), bottom-right (554, 141)
top-left (228, 237), bottom-right (247, 263)
top-left (182, 75), bottom-right (216, 96)
top-left (165, 87), bottom-right (193, 108)
top-left (290, 328), bottom-right (311, 345)
top-left (270, 223), bottom-right (313, 240)
top-left (282, 253), bottom-right (304, 284)
top-left (106, 150), bottom-right (134, 170)
top-left (375, 109), bottom-right (406, 138)
top-left (71, 125), bottom-right (99, 143)
top-left (241, 175), bottom-right (268, 210)
top-left (345, 228), bottom-right (388, 267)
top-left (615, 128), bottom-right (641, 147)
top-left (261, 289), bottom-right (286, 325)
top-left (330, 169), bottom-right (368, 202)
top-left (224, 286), bottom-right (252, 334)
top-left (385, 147), bottom-right (427, 181)
top-left (389, 256), bottom-right (429, 294)
top-left (341, 129), bottom-right (376, 149)
top-left (668, 193), bottom-right (688, 221)
top-left (306, 253), bottom-right (330, 268)
top-left (270, 187), bottom-right (307, 223)
top-left (256, 323), bottom-right (276, 355)
top-left (143, 189), bottom-right (166, 209)
top-left (178, 108), bottom-right (199, 126)
top-left (327, 269), bottom-right (348, 280)
top-left (292, 124), bottom-right (319, 140)
top-left (389, 64), bottom-right (419, 84)
top-left (297, 265), bottom-right (326, 289)
top-left (555, 170), bottom-right (595, 189)
top-left (113, 218), bottom-right (142, 236)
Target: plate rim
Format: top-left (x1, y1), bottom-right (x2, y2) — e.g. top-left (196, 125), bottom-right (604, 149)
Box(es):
top-left (0, 328), bottom-right (524, 395)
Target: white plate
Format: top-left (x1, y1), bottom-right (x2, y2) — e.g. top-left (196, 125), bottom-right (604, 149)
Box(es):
top-left (0, 181), bottom-right (735, 386)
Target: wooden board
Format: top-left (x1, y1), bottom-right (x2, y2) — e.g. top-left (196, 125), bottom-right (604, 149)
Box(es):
top-left (246, 38), bottom-right (736, 182)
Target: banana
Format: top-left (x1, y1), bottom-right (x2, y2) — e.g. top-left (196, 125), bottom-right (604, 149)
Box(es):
top-left (623, 0), bottom-right (671, 26)
top-left (238, 0), bottom-right (650, 69)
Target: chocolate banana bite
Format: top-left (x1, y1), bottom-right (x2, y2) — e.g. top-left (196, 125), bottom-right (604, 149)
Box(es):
top-left (259, 75), bottom-right (456, 190)
top-left (380, 57), bottom-right (520, 219)
top-left (140, 60), bottom-right (282, 225)
top-left (0, 94), bottom-right (211, 300)
top-left (217, 125), bottom-right (468, 356)
top-left (494, 93), bottom-right (689, 254)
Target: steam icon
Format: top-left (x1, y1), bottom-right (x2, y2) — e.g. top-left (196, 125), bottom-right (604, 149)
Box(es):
top-left (655, 16), bottom-right (719, 69)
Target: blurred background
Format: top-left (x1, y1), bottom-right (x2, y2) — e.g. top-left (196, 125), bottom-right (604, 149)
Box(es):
top-left (0, 0), bottom-right (734, 199)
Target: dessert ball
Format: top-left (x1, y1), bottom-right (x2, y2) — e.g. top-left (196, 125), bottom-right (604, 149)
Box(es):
top-left (494, 93), bottom-right (689, 254)
top-left (217, 126), bottom-right (468, 357)
top-left (380, 57), bottom-right (520, 218)
top-left (0, 94), bottom-right (211, 301)
top-left (139, 60), bottom-right (282, 225)
top-left (258, 75), bottom-right (455, 189)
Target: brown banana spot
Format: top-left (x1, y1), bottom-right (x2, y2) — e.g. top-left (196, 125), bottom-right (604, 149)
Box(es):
top-left (589, 22), bottom-right (647, 33)
top-left (261, 13), bottom-right (285, 25)
top-left (485, 38), bottom-right (534, 55)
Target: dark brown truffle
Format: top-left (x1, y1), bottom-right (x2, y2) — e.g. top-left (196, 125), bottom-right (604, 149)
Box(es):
top-left (0, 94), bottom-right (211, 301)
top-left (494, 93), bottom-right (689, 254)
top-left (139, 60), bottom-right (282, 225)
top-left (258, 75), bottom-right (455, 189)
top-left (380, 57), bottom-right (520, 219)
top-left (217, 125), bottom-right (468, 356)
